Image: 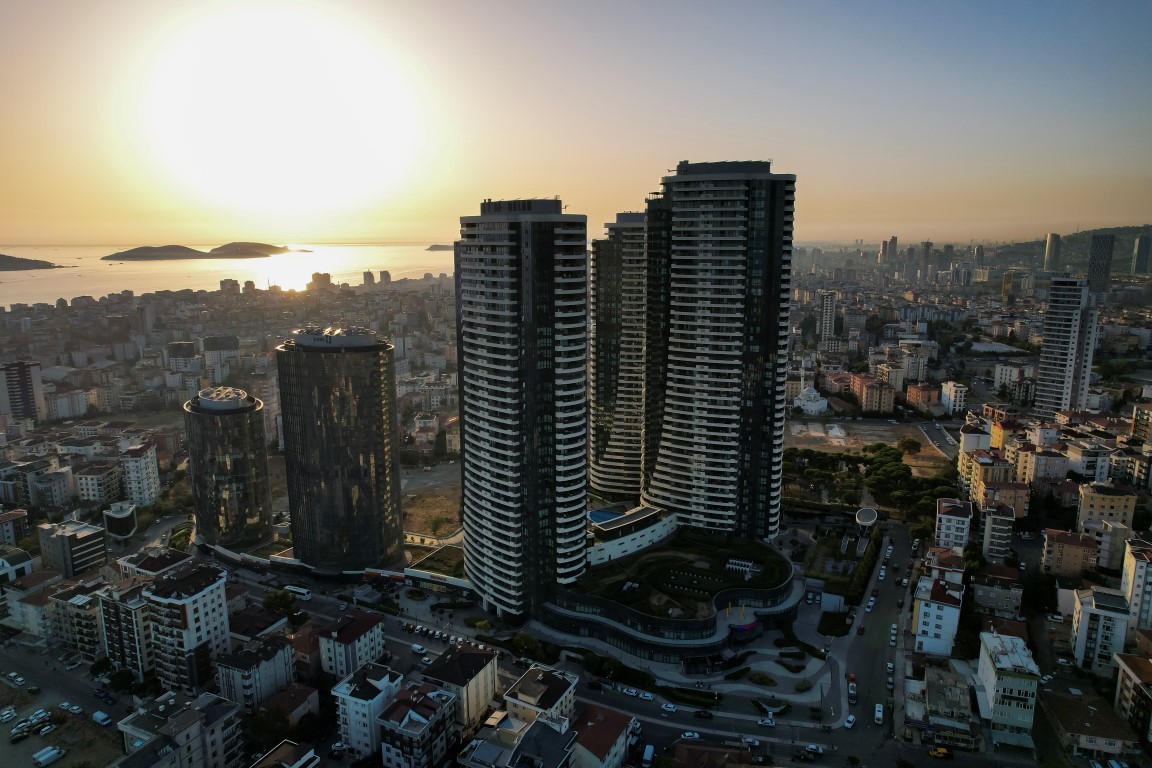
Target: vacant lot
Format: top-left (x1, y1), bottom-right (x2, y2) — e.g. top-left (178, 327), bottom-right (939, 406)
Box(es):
top-left (403, 484), bottom-right (461, 536)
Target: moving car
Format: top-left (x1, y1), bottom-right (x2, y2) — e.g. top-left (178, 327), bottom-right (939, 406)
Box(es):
top-left (638, 692), bottom-right (655, 701)
top-left (805, 745), bottom-right (825, 755)
top-left (660, 703), bottom-right (677, 713)
top-left (1040, 674), bottom-right (1053, 685)
top-left (410, 644), bottom-right (427, 654)
top-left (680, 732), bottom-right (700, 740)
top-left (741, 737), bottom-right (760, 747)
top-left (928, 746), bottom-right (952, 759)
top-left (622, 688), bottom-right (639, 697)
top-left (757, 716), bottom-right (775, 727)
top-left (886, 661), bottom-right (895, 674)
top-left (420, 657), bottom-right (433, 665)
top-left (844, 715), bottom-right (856, 729)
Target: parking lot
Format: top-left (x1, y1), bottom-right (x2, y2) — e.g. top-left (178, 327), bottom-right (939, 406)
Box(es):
top-left (1, 646), bottom-right (125, 767)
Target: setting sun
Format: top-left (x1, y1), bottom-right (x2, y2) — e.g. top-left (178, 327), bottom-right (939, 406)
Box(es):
top-left (130, 2), bottom-right (424, 218)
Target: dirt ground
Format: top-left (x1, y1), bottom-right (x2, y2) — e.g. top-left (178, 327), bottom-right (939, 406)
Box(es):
top-left (403, 484), bottom-right (462, 537)
top-left (785, 420), bottom-right (950, 473)
top-left (0, 692), bottom-right (123, 768)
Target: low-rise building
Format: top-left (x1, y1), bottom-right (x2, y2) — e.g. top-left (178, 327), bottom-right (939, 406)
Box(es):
top-left (975, 632), bottom-right (1039, 749)
top-left (1042, 529), bottom-right (1099, 576)
top-left (332, 662), bottom-right (403, 760)
top-left (912, 576), bottom-right (965, 656)
top-left (571, 705), bottom-right (636, 768)
top-left (117, 547), bottom-right (191, 579)
top-left (261, 683), bottom-right (319, 728)
top-left (981, 506), bottom-right (1014, 562)
top-left (923, 547), bottom-right (965, 585)
top-left (1071, 586), bottom-right (1131, 675)
top-left (1040, 691), bottom-right (1140, 763)
top-left (319, 609), bottom-right (388, 679)
top-left (504, 666), bottom-right (579, 732)
top-left (458, 717), bottom-right (577, 768)
top-left (250, 740), bottom-right (320, 768)
top-left (421, 645), bottom-right (500, 734)
top-left (378, 682), bottom-right (457, 768)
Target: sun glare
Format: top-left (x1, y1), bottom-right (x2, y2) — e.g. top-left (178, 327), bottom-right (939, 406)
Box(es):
top-left (133, 2), bottom-right (424, 217)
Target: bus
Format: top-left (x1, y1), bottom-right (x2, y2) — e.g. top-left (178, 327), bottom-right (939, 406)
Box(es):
top-left (284, 585), bottom-right (312, 601)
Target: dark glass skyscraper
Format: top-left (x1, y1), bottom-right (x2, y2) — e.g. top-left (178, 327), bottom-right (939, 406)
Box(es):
top-left (276, 327), bottom-right (403, 573)
top-left (455, 199), bottom-right (588, 620)
top-left (1133, 234), bottom-right (1151, 275)
top-left (184, 386), bottom-right (272, 549)
top-left (1087, 234), bottom-right (1115, 296)
top-left (640, 161), bottom-right (795, 540)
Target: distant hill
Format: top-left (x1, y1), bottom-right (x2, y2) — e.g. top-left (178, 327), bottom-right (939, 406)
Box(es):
top-left (102, 242), bottom-right (306, 261)
top-left (0, 253), bottom-right (63, 271)
top-left (995, 225), bottom-right (1151, 271)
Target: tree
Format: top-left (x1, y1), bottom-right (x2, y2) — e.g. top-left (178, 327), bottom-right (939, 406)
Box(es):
top-left (264, 589), bottom-right (297, 618)
top-left (245, 708), bottom-right (291, 752)
top-left (896, 437), bottom-right (922, 455)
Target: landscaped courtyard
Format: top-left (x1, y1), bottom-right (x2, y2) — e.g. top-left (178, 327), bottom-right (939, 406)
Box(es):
top-left (572, 530), bottom-right (793, 619)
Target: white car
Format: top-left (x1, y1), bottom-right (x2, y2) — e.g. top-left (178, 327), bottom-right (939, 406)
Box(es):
top-left (806, 745), bottom-right (825, 755)
top-left (0, 710), bottom-right (15, 723)
top-left (661, 703), bottom-right (677, 713)
top-left (890, 623), bottom-right (898, 635)
top-left (885, 662), bottom-right (894, 674)
top-left (877, 570), bottom-right (886, 582)
top-left (865, 598), bottom-right (876, 613)
top-left (410, 644), bottom-right (427, 655)
top-left (37, 723), bottom-right (56, 736)
top-left (1057, 658), bottom-right (1074, 667)
top-left (421, 657), bottom-right (433, 665)
top-left (12, 675), bottom-right (25, 686)
top-left (1040, 674), bottom-right (1053, 685)
top-left (622, 688), bottom-right (639, 697)
top-left (638, 692), bottom-right (655, 701)
top-left (681, 732), bottom-right (700, 740)
top-left (844, 715), bottom-right (856, 729)
top-left (741, 737), bottom-right (760, 747)
top-left (889, 636), bottom-right (896, 647)
top-left (68, 705), bottom-right (82, 715)
top-left (758, 716), bottom-right (775, 727)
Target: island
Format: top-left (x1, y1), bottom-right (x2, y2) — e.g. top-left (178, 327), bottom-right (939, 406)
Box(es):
top-left (425, 244), bottom-right (454, 251)
top-left (101, 242), bottom-right (309, 261)
top-left (0, 253), bottom-right (65, 271)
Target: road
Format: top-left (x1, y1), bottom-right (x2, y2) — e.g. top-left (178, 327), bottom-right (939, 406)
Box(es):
top-left (917, 421), bottom-right (959, 461)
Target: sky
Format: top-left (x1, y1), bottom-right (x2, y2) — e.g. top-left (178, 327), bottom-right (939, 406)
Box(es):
top-left (0, 0), bottom-right (1150, 246)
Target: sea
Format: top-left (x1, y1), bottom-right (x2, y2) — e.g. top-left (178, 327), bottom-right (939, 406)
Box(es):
top-left (0, 242), bottom-right (456, 308)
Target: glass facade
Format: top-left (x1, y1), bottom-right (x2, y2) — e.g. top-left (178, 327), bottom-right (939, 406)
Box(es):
top-left (184, 387), bottom-right (272, 549)
top-left (276, 328), bottom-right (403, 573)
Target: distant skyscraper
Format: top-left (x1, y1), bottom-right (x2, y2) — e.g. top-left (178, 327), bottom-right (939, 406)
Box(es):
top-left (363, 270), bottom-right (376, 286)
top-left (919, 241), bottom-right (933, 279)
top-left (1087, 234), bottom-right (1115, 295)
top-left (974, 244), bottom-right (985, 264)
top-left (588, 212), bottom-right (647, 503)
top-left (0, 360), bottom-right (46, 424)
top-left (1034, 277), bottom-right (1098, 417)
top-left (818, 291), bottom-right (836, 341)
top-left (888, 236), bottom-right (898, 262)
top-left (640, 161), bottom-right (795, 539)
top-left (184, 386), bottom-right (272, 550)
top-left (1132, 234), bottom-right (1151, 274)
top-left (1043, 233), bottom-right (1061, 271)
top-left (276, 327), bottom-right (403, 573)
top-left (455, 199), bottom-right (588, 620)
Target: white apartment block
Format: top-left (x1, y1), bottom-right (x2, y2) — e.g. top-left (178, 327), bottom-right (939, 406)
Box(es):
top-left (1071, 586), bottom-right (1130, 676)
top-left (319, 610), bottom-right (387, 679)
top-left (121, 442), bottom-right (160, 506)
top-left (913, 576), bottom-right (964, 656)
top-left (976, 632), bottom-right (1040, 749)
top-left (1121, 534), bottom-right (1152, 637)
top-left (940, 381), bottom-right (967, 416)
top-left (935, 498), bottom-right (973, 550)
top-left (112, 690), bottom-right (244, 768)
top-left (378, 682), bottom-right (456, 768)
top-left (332, 662), bottom-right (402, 760)
top-left (143, 563), bottom-right (230, 693)
top-left (215, 636), bottom-right (296, 715)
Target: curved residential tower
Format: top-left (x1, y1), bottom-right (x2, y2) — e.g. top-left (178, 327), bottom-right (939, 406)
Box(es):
top-left (276, 327), bottom-right (403, 574)
top-left (455, 199), bottom-right (588, 620)
top-left (640, 161), bottom-right (795, 540)
top-left (184, 386), bottom-right (272, 549)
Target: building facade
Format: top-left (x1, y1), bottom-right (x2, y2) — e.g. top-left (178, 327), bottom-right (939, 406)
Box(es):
top-left (184, 386), bottom-right (272, 549)
top-left (588, 212), bottom-right (648, 504)
top-left (976, 632), bottom-right (1039, 749)
top-left (1071, 586), bottom-right (1130, 675)
top-left (277, 327), bottom-right (404, 574)
top-left (38, 519), bottom-right (106, 578)
top-left (934, 498), bottom-right (973, 549)
top-left (1034, 277), bottom-right (1098, 417)
top-left (214, 636), bottom-right (296, 715)
top-left (332, 662), bottom-right (402, 760)
top-left (1121, 534), bottom-right (1152, 636)
top-left (143, 563), bottom-right (230, 693)
top-left (639, 161), bottom-right (795, 540)
top-left (455, 199), bottom-right (589, 619)
top-left (318, 609), bottom-right (387, 679)
top-left (1087, 234), bottom-right (1115, 296)
top-left (121, 442), bottom-right (161, 506)
top-left (0, 360), bottom-right (47, 423)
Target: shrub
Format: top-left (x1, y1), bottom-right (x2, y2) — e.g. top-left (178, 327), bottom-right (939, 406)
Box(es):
top-left (748, 671), bottom-right (776, 686)
top-left (724, 667), bottom-right (750, 681)
top-left (795, 680), bottom-right (813, 692)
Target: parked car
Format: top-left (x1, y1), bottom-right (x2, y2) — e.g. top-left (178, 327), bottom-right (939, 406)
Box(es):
top-left (1057, 658), bottom-right (1074, 667)
top-left (758, 716), bottom-right (775, 727)
top-left (741, 737), bottom-right (760, 747)
top-left (638, 692), bottom-right (655, 701)
top-left (886, 661), bottom-right (894, 674)
top-left (37, 723), bottom-right (56, 736)
top-left (680, 732), bottom-right (700, 740)
top-left (694, 710), bottom-right (713, 719)
top-left (622, 688), bottom-right (638, 697)
top-left (420, 657), bottom-right (433, 666)
top-left (0, 710), bottom-right (14, 724)
top-left (64, 660), bottom-right (82, 671)
top-left (844, 715), bottom-right (856, 729)
top-left (928, 746), bottom-right (952, 759)
top-left (68, 706), bottom-right (82, 715)
top-left (338, 602), bottom-right (348, 611)
top-left (586, 681), bottom-right (603, 691)
top-left (805, 745), bottom-right (825, 755)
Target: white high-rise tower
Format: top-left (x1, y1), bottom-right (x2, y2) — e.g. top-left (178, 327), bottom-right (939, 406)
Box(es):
top-left (1034, 277), bottom-right (1098, 417)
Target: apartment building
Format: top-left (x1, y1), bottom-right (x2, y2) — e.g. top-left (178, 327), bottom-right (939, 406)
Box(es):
top-left (1121, 533), bottom-right (1152, 636)
top-left (0, 508), bottom-right (30, 546)
top-left (214, 635), bottom-right (296, 715)
top-left (458, 718), bottom-right (578, 768)
top-left (958, 449), bottom-right (1010, 501)
top-left (934, 498), bottom-right (973, 550)
top-left (99, 578), bottom-right (153, 681)
top-left (332, 662), bottom-right (403, 760)
top-left (143, 563), bottom-right (230, 693)
top-left (504, 666), bottom-right (579, 732)
top-left (319, 609), bottom-right (387, 679)
top-left (1077, 482), bottom-right (1138, 532)
top-left (1071, 586), bottom-right (1131, 676)
top-left (121, 441), bottom-right (161, 506)
top-left (421, 645), bottom-right (500, 733)
top-left (378, 682), bottom-right (456, 768)
top-left (974, 481), bottom-right (1030, 519)
top-left (112, 691), bottom-right (244, 768)
top-left (1113, 653), bottom-right (1152, 745)
top-left (50, 578), bottom-right (105, 663)
top-left (572, 705), bottom-right (637, 768)
top-left (1042, 529), bottom-right (1100, 576)
top-left (976, 632), bottom-right (1040, 749)
top-left (982, 506), bottom-right (1015, 562)
top-left (971, 566), bottom-right (1024, 618)
top-left (913, 576), bottom-right (965, 656)
top-left (38, 519), bottom-right (106, 578)
top-left (1082, 519), bottom-right (1132, 572)
top-left (940, 381), bottom-right (967, 416)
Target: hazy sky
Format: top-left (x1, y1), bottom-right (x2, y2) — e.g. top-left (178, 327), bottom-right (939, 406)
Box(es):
top-left (1, 0), bottom-right (1150, 245)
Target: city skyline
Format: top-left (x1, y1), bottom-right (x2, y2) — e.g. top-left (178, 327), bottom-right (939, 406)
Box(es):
top-left (1, 0), bottom-right (1150, 247)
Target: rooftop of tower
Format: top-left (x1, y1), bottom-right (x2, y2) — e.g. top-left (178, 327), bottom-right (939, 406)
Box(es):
top-left (285, 326), bottom-right (381, 349)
